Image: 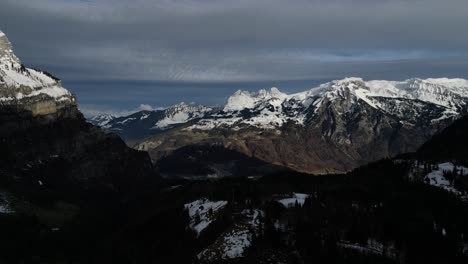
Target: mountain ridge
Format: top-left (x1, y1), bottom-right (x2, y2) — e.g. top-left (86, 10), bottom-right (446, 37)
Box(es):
top-left (132, 77), bottom-right (468, 174)
top-left (91, 77), bottom-right (468, 143)
top-left (89, 102), bottom-right (213, 143)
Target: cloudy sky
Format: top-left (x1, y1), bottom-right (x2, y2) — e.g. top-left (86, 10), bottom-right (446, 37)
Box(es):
top-left (1, 0), bottom-right (468, 116)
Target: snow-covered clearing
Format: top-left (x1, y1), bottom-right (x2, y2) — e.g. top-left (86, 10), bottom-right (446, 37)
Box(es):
top-left (424, 162), bottom-right (468, 195)
top-left (184, 198), bottom-right (228, 235)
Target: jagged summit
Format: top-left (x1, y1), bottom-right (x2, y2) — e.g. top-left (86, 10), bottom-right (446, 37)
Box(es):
top-left (0, 30), bottom-right (74, 116)
top-left (224, 87), bottom-right (288, 112)
top-left (0, 30), bottom-right (21, 66)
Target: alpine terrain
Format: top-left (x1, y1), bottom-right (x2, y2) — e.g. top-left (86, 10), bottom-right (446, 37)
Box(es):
top-left (0, 30), bottom-right (159, 262)
top-left (1, 27), bottom-right (468, 264)
top-left (91, 103), bottom-right (213, 145)
top-left (131, 77), bottom-right (468, 175)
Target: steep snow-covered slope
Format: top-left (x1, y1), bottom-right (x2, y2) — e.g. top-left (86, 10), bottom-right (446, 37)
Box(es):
top-left (0, 30), bottom-right (74, 114)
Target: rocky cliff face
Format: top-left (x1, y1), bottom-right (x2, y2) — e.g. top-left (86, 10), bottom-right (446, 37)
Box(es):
top-left (0, 31), bottom-right (76, 117)
top-left (0, 31), bottom-right (160, 263)
top-left (0, 30), bottom-right (155, 203)
top-left (137, 78), bottom-right (468, 174)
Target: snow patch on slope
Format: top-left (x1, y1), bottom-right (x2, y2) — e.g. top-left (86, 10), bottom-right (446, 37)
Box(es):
top-left (277, 193), bottom-right (310, 208)
top-left (198, 209), bottom-right (263, 260)
top-left (424, 162), bottom-right (468, 197)
top-left (153, 103), bottom-right (212, 129)
top-left (184, 198), bottom-right (228, 235)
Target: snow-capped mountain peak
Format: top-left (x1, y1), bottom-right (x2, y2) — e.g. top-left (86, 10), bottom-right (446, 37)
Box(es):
top-left (0, 30), bottom-right (74, 115)
top-left (305, 77), bottom-right (468, 112)
top-left (188, 77), bottom-right (468, 131)
top-left (224, 87), bottom-right (288, 112)
top-left (0, 31), bottom-right (20, 66)
top-left (91, 77), bottom-right (468, 142)
top-left (330, 77), bottom-right (365, 88)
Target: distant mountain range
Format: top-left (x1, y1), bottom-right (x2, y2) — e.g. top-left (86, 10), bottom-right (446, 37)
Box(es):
top-left (90, 77), bottom-right (468, 174)
top-left (89, 103), bottom-right (213, 144)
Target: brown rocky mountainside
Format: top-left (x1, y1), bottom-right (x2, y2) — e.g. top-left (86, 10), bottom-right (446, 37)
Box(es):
top-left (136, 78), bottom-right (468, 174)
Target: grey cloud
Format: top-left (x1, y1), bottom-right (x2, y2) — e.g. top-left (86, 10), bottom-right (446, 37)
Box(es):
top-left (1, 0), bottom-right (467, 111)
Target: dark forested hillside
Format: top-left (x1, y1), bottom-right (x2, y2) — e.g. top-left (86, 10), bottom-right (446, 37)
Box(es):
top-left (2, 115), bottom-right (468, 263)
top-left (418, 115), bottom-right (468, 165)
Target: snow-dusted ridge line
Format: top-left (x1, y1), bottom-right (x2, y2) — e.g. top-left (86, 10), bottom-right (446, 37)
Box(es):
top-left (153, 102), bottom-right (212, 129)
top-left (94, 77), bottom-right (467, 132)
top-left (186, 77), bottom-right (468, 130)
top-left (222, 77), bottom-right (468, 113)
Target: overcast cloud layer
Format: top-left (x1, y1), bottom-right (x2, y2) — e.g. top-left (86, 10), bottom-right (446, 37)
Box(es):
top-left (1, 0), bottom-right (468, 115)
